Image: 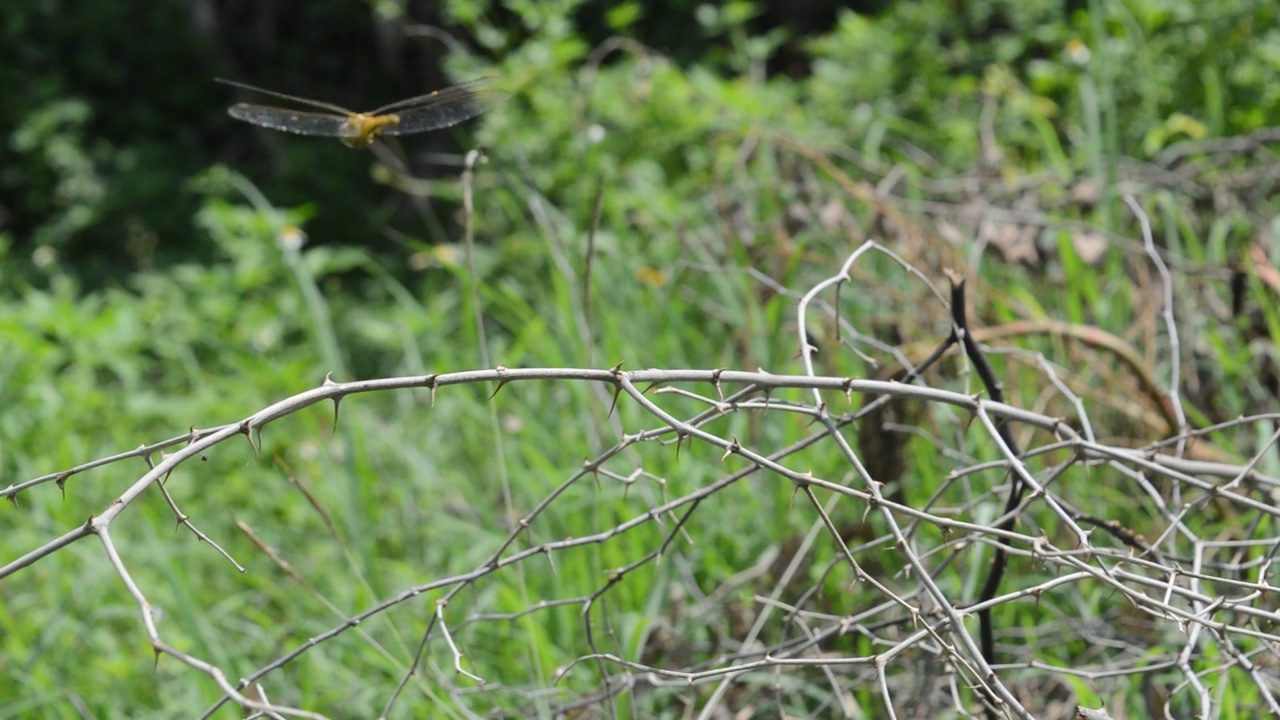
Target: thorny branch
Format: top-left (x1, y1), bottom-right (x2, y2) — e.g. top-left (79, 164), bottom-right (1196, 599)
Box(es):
top-left (5, 245), bottom-right (1280, 720)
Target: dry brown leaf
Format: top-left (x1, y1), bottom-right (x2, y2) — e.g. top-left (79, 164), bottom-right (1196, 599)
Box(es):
top-left (1071, 230), bottom-right (1109, 265)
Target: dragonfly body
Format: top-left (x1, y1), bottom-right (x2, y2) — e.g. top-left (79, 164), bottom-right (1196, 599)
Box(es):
top-left (217, 78), bottom-right (490, 147)
top-left (338, 113), bottom-right (400, 148)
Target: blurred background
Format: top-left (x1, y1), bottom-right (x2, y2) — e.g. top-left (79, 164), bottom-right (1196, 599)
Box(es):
top-left (3, 1), bottom-right (1280, 718)
top-left (1, 0), bottom-right (892, 279)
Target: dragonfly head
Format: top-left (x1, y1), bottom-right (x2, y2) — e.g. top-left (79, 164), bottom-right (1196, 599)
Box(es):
top-left (339, 113), bottom-right (401, 149)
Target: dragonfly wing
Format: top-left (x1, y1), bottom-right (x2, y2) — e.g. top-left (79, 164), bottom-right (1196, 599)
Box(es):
top-left (377, 95), bottom-right (489, 135)
top-left (370, 78), bottom-right (491, 114)
top-left (227, 105), bottom-right (350, 137)
top-left (216, 78), bottom-right (354, 115)
top-left (373, 79), bottom-right (492, 135)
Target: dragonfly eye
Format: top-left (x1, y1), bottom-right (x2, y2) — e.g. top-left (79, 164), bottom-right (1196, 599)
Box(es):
top-left (339, 114), bottom-right (369, 138)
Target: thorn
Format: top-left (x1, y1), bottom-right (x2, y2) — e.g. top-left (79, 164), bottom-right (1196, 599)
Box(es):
top-left (244, 423), bottom-right (260, 456)
top-left (427, 375), bottom-right (438, 407)
top-left (323, 373), bottom-right (341, 431)
top-left (721, 436), bottom-right (740, 462)
top-left (711, 368), bottom-right (724, 402)
top-left (489, 369), bottom-right (509, 400)
top-left (609, 361), bottom-right (629, 412)
top-left (56, 473), bottom-right (69, 501)
top-left (608, 384), bottom-right (622, 417)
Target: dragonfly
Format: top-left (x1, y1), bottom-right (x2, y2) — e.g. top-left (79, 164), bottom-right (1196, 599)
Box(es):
top-left (216, 77), bottom-right (491, 148)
